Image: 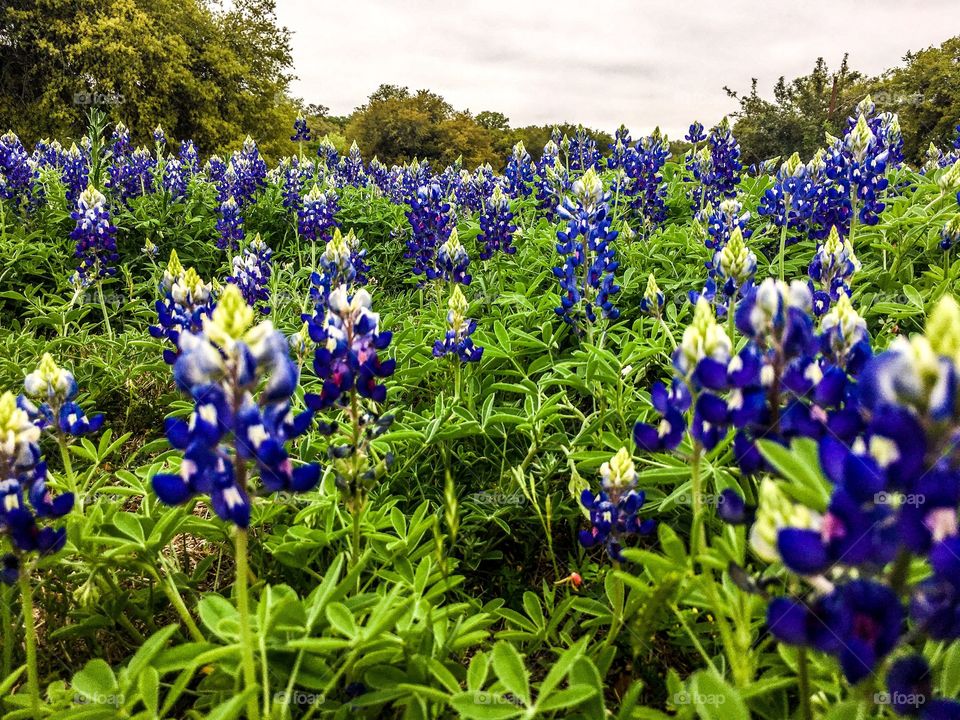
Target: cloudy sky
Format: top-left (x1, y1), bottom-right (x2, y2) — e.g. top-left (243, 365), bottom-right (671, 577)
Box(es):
top-left (276, 0), bottom-right (960, 139)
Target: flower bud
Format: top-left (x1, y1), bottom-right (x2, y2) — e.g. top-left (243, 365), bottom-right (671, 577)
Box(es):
top-left (750, 479), bottom-right (821, 563)
top-left (600, 447), bottom-right (637, 493)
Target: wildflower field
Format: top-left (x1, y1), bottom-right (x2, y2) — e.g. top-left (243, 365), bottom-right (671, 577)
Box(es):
top-left (2, 100), bottom-right (960, 720)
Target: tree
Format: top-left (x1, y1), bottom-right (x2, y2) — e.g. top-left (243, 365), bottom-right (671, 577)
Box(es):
top-left (476, 111), bottom-right (510, 131)
top-left (0, 0), bottom-right (296, 158)
top-left (726, 56), bottom-right (867, 165)
top-left (877, 37), bottom-right (960, 162)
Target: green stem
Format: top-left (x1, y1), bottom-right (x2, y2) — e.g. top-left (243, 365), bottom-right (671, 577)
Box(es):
top-left (778, 223), bottom-right (788, 281)
top-left (351, 499), bottom-right (363, 572)
top-left (1, 584), bottom-right (10, 680)
top-left (234, 529), bottom-right (260, 720)
top-left (96, 281), bottom-right (114, 341)
top-left (19, 567), bottom-right (40, 717)
top-left (798, 648), bottom-right (813, 720)
top-left (658, 316), bottom-right (678, 350)
top-left (159, 570), bottom-right (204, 643)
top-left (689, 442), bottom-right (705, 560)
top-left (56, 435), bottom-right (77, 502)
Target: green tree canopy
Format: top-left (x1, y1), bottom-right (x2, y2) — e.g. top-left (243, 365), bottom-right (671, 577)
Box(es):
top-left (0, 0), bottom-right (297, 158)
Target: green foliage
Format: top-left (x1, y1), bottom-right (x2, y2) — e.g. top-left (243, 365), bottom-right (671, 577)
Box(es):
top-left (0, 0), bottom-right (298, 158)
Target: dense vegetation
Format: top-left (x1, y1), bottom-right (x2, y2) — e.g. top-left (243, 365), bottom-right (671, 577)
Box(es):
top-left (2, 79), bottom-right (960, 720)
top-left (3, 0), bottom-right (960, 167)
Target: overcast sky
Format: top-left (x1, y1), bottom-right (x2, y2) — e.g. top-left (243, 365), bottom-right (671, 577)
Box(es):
top-left (276, 0), bottom-right (960, 139)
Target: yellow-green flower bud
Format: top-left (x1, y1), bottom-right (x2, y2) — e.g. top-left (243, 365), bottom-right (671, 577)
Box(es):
top-left (600, 447), bottom-right (637, 493)
top-left (750, 479), bottom-right (822, 563)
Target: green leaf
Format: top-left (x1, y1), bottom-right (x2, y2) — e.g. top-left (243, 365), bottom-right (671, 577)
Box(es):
top-left (204, 687), bottom-right (259, 720)
top-left (448, 692), bottom-right (523, 719)
top-left (467, 652), bottom-right (490, 692)
top-left (941, 642), bottom-right (960, 697)
top-left (537, 684), bottom-right (597, 711)
top-left (71, 659), bottom-right (120, 705)
top-left (325, 602), bottom-right (357, 638)
top-left (757, 438), bottom-right (830, 511)
top-left (490, 641), bottom-right (530, 706)
top-left (687, 671), bottom-right (749, 720)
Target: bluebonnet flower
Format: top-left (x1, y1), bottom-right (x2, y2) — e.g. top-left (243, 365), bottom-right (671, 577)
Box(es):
top-left (21, 353), bottom-right (104, 437)
top-left (436, 228), bottom-right (471, 285)
top-left (847, 95), bottom-right (903, 168)
top-left (62, 143), bottom-right (89, 207)
top-left (471, 164), bottom-right (497, 207)
top-left (0, 131), bottom-right (39, 210)
top-left (705, 197), bottom-right (751, 253)
top-left (0, 391), bottom-right (72, 583)
top-left (227, 234), bottom-right (273, 314)
top-left (844, 113), bottom-right (891, 229)
top-left (504, 141), bottom-right (534, 197)
top-left (291, 112), bottom-right (311, 143)
top-left (302, 284), bottom-right (395, 503)
top-left (758, 152), bottom-right (815, 242)
top-left (566, 126), bottom-right (600, 173)
top-left (304, 286), bottom-right (395, 413)
top-left (579, 448), bottom-right (656, 561)
top-left (685, 121), bottom-right (706, 145)
top-left (32, 138), bottom-right (64, 170)
top-left (105, 124), bottom-right (155, 203)
top-left (367, 157), bottom-right (390, 196)
top-left (714, 226), bottom-right (757, 300)
top-left (162, 156), bottom-right (187, 200)
top-left (433, 285), bottom-right (483, 363)
top-left (625, 128), bottom-right (671, 237)
top-left (535, 139), bottom-right (566, 219)
top-left (688, 119), bottom-right (742, 218)
top-left (71, 185), bottom-right (118, 283)
top-left (639, 273), bottom-right (665, 317)
top-left (477, 185), bottom-right (517, 260)
top-left (232, 136), bottom-right (268, 205)
top-left (153, 124), bottom-right (166, 149)
top-left (317, 136), bottom-right (339, 169)
top-left (298, 183), bottom-right (339, 246)
top-left (308, 228), bottom-right (367, 307)
top-left (746, 296), bottom-right (960, 689)
top-left (338, 141), bottom-right (366, 187)
top-left (179, 139), bottom-right (199, 174)
top-left (810, 110), bottom-right (891, 241)
top-left (216, 196), bottom-right (244, 252)
top-left (637, 278), bottom-right (860, 478)
top-left (279, 157), bottom-right (304, 212)
top-left (633, 297), bottom-right (727, 452)
top-left (767, 580), bottom-right (903, 683)
top-left (941, 215), bottom-right (960, 251)
top-left (151, 285), bottom-right (319, 527)
top-left (206, 155), bottom-right (227, 188)
top-left (885, 655), bottom-right (960, 718)
top-left (150, 250), bottom-right (215, 363)
top-left (809, 226), bottom-right (861, 314)
top-left (553, 168), bottom-right (621, 330)
top-left (405, 183), bottom-right (453, 280)
top-left (607, 125), bottom-right (633, 171)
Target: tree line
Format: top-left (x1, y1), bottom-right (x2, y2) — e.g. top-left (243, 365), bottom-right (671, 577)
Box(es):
top-left (2, 0), bottom-right (957, 166)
